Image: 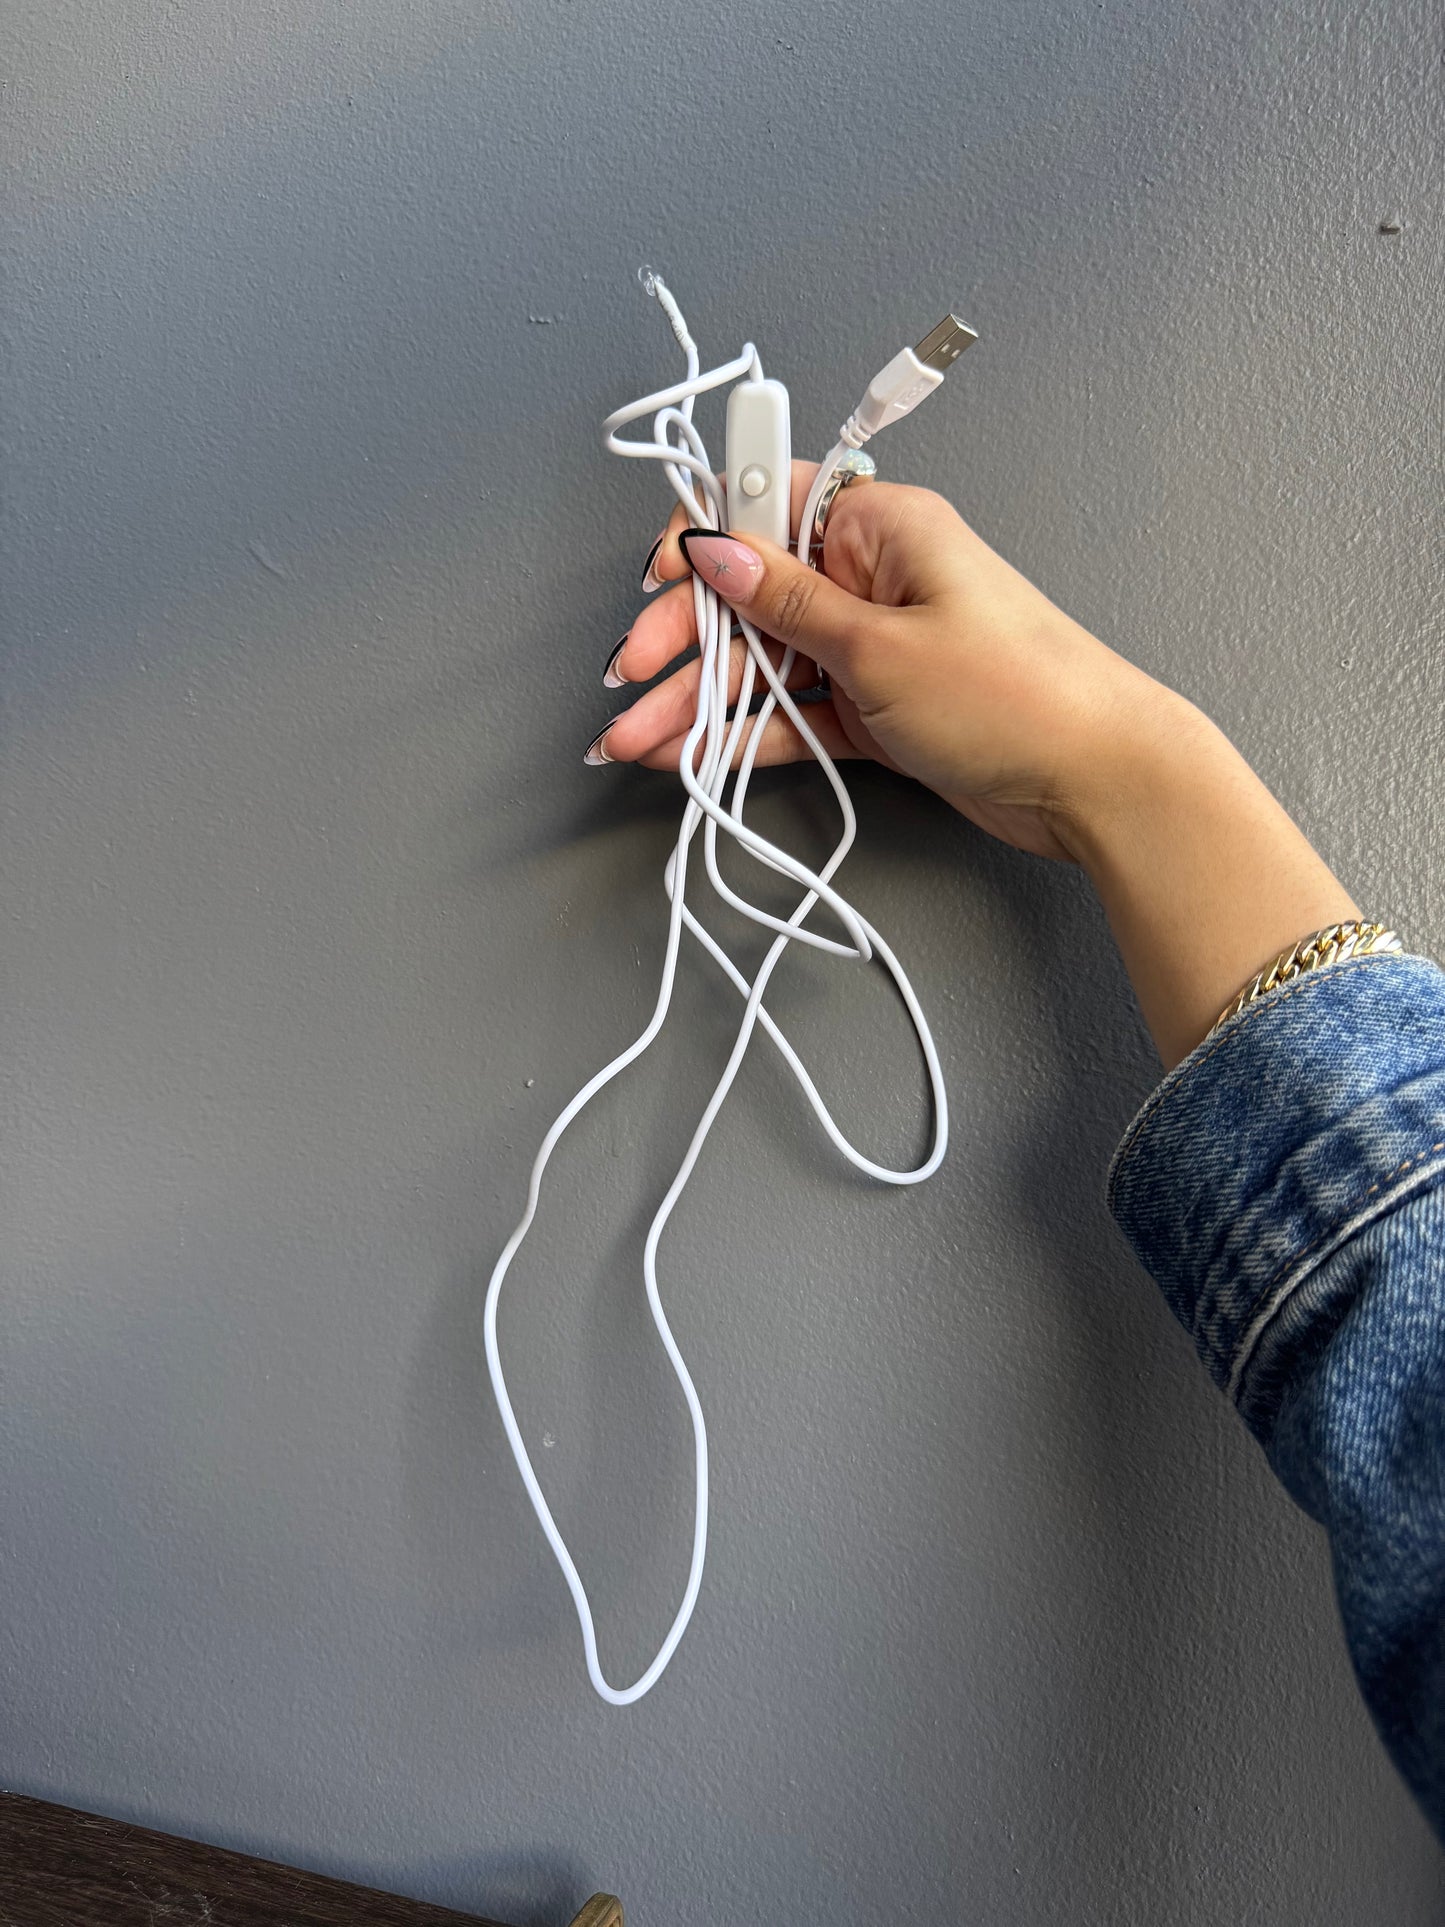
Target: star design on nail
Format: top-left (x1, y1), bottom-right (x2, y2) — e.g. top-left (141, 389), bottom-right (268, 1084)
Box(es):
top-left (710, 557), bottom-right (733, 579)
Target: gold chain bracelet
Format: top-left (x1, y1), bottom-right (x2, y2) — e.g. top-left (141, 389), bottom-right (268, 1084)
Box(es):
top-left (1207, 920), bottom-right (1404, 1039)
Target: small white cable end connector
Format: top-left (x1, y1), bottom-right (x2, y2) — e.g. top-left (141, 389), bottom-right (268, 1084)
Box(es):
top-left (842, 314), bottom-right (978, 446)
top-left (638, 263), bottom-right (695, 356)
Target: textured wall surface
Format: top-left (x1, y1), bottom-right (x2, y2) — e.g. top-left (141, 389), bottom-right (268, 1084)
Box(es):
top-left (4, 2), bottom-right (1442, 1922)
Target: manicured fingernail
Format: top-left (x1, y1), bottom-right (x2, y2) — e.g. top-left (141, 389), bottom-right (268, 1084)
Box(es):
top-left (602, 635), bottom-right (629, 689)
top-left (640, 535), bottom-right (665, 594)
top-left (677, 530), bottom-right (763, 597)
top-left (583, 724), bottom-right (614, 767)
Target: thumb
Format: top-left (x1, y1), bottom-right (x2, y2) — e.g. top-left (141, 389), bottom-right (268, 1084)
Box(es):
top-left (676, 527), bottom-right (877, 675)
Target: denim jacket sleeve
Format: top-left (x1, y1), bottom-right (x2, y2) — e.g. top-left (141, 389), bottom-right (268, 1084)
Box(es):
top-left (1107, 952), bottom-right (1445, 1843)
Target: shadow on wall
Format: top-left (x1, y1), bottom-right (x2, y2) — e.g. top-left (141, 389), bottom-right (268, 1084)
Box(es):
top-left (399, 942), bottom-right (814, 1698)
top-left (8, 25), bottom-right (763, 688)
top-left (7, 0), bottom-right (1201, 703)
top-left (21, 0), bottom-right (1442, 1914)
top-left (404, 1254), bottom-right (574, 1662)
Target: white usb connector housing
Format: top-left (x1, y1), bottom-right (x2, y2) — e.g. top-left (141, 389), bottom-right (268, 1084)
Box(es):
top-left (844, 315), bottom-right (978, 443)
top-left (486, 279), bottom-right (974, 1710)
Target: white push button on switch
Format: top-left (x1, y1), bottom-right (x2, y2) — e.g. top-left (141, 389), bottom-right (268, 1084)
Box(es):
top-left (739, 464), bottom-right (769, 498)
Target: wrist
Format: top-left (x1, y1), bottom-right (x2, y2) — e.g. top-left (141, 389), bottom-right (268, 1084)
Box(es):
top-left (1050, 671), bottom-right (1360, 1067)
top-left (1047, 666), bottom-right (1203, 874)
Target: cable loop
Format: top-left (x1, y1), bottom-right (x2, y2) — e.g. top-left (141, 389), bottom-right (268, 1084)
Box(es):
top-left (484, 275), bottom-right (947, 1706)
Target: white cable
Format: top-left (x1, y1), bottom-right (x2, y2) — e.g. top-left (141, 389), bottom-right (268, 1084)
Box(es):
top-left (484, 277), bottom-right (969, 1705)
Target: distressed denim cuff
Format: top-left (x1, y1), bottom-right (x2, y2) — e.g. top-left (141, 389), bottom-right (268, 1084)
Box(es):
top-left (1106, 952), bottom-right (1445, 1433)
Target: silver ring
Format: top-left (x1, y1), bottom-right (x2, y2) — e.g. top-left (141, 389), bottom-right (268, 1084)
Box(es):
top-left (808, 449), bottom-right (876, 566)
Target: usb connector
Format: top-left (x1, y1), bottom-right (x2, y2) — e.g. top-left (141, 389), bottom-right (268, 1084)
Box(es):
top-left (912, 313), bottom-right (978, 373)
top-left (845, 313), bottom-right (978, 441)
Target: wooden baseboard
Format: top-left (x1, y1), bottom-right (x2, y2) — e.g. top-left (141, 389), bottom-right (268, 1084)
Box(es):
top-left (1, 1794), bottom-right (625, 1927)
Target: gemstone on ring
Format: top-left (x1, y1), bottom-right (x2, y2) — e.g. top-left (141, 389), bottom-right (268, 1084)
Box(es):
top-left (809, 449), bottom-right (878, 564)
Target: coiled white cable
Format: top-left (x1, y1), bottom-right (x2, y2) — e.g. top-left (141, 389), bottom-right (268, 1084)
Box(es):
top-left (483, 274), bottom-right (964, 1706)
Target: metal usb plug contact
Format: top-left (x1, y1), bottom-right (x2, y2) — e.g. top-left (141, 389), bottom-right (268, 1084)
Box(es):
top-left (850, 314), bottom-right (980, 436)
top-left (912, 314), bottom-right (979, 373)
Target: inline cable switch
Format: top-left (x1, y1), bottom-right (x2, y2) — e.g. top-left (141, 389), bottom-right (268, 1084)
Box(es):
top-left (725, 373), bottom-right (791, 544)
top-left (484, 272), bottom-right (978, 1706)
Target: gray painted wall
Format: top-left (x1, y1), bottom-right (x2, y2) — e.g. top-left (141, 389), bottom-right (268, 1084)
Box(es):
top-left (4, 0), bottom-right (1442, 1921)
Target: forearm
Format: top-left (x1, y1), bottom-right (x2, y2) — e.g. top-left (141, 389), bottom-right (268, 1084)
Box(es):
top-left (616, 482), bottom-right (1360, 1073)
top-left (1060, 674), bottom-right (1359, 1068)
top-left (1106, 951), bottom-right (1445, 1842)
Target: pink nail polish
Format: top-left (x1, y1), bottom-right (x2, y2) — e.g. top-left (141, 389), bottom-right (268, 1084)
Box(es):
top-left (640, 536), bottom-right (665, 595)
top-left (602, 636), bottom-right (629, 689)
top-left (583, 725), bottom-right (614, 767)
top-left (677, 530), bottom-right (764, 598)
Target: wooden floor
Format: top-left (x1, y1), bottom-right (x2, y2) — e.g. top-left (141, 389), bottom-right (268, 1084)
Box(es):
top-left (0, 1795), bottom-right (623, 1927)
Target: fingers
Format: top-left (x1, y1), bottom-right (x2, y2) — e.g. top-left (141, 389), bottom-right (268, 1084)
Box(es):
top-left (616, 455), bottom-right (826, 681)
top-left (674, 529), bottom-right (890, 679)
top-left (815, 479), bottom-right (974, 606)
top-left (642, 460), bottom-right (825, 589)
top-left (609, 579), bottom-right (704, 688)
top-left (618, 465), bottom-right (951, 696)
top-left (635, 698), bottom-right (859, 775)
top-left (598, 638), bottom-right (820, 765)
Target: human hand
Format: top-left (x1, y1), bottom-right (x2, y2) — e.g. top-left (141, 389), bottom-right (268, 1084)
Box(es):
top-left (587, 461), bottom-right (1359, 1065)
top-left (588, 462), bottom-right (1162, 864)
